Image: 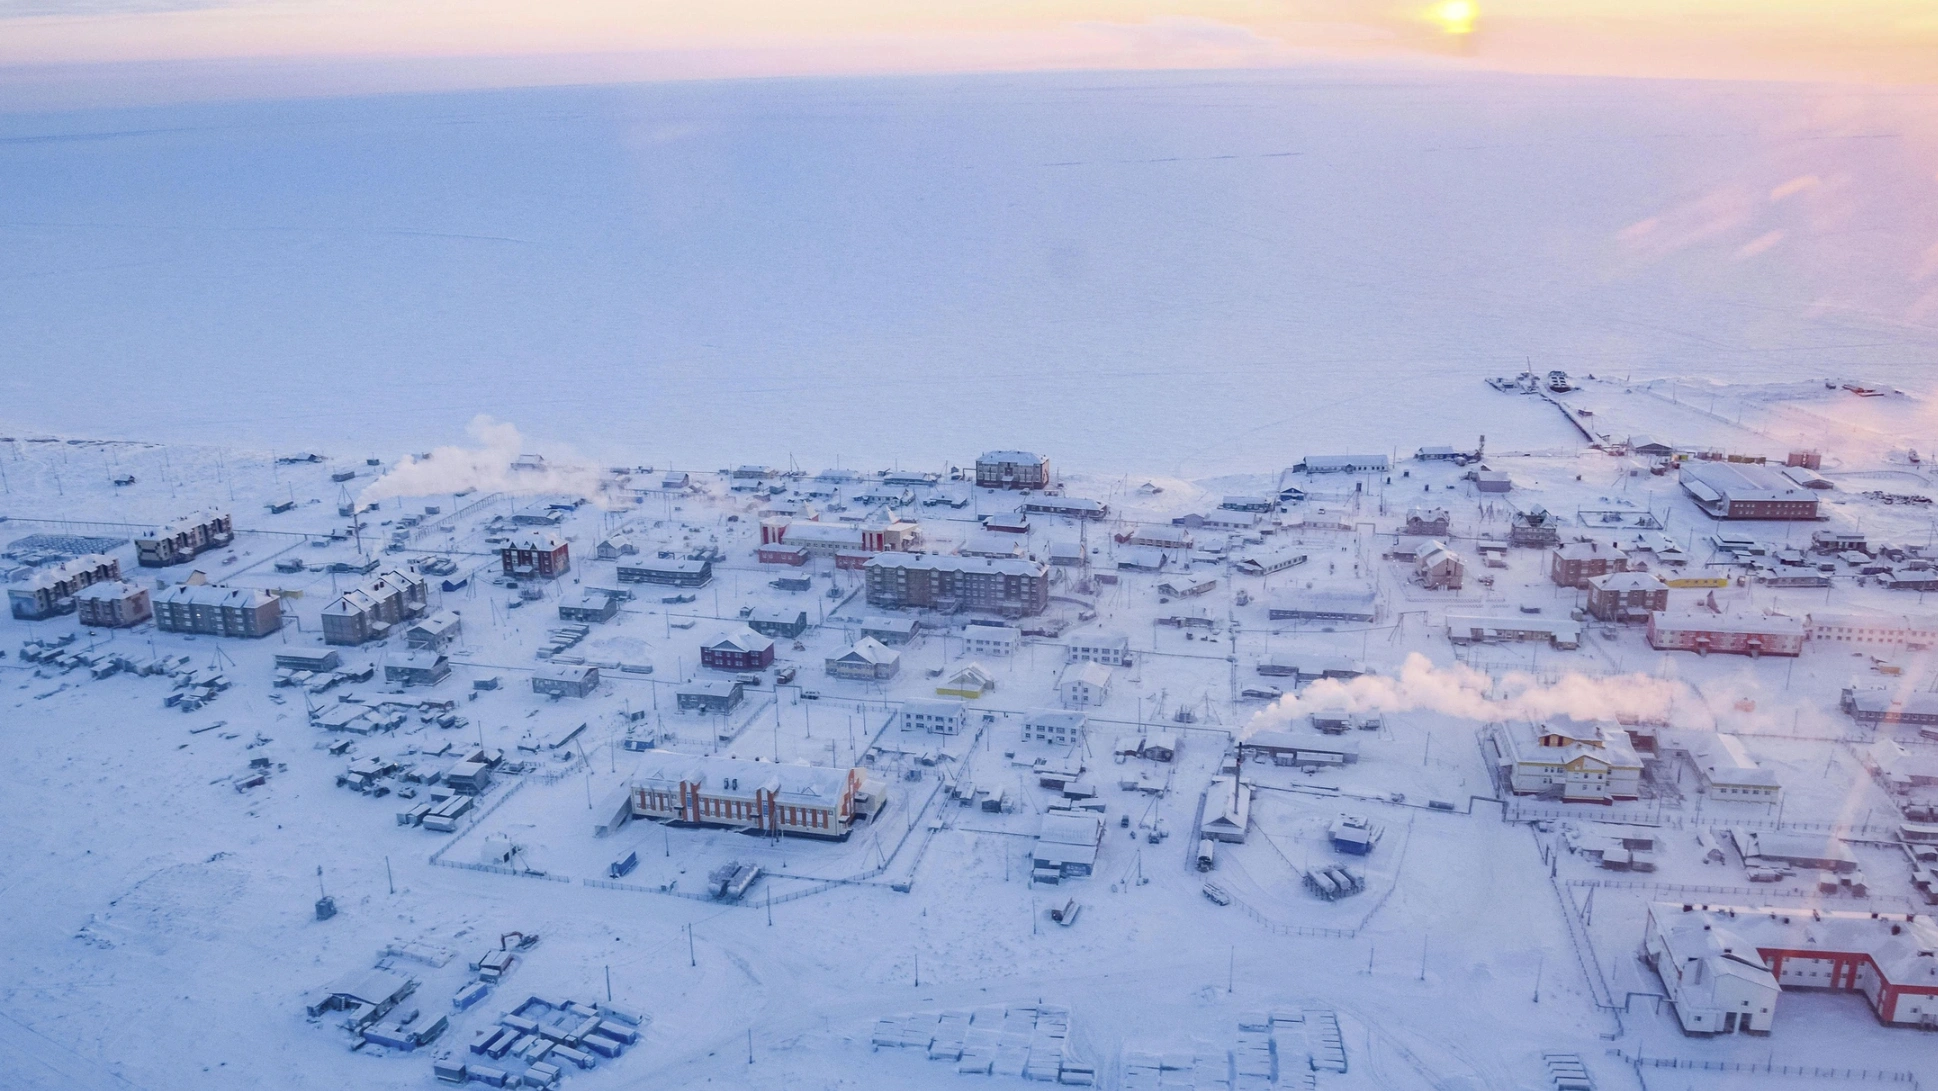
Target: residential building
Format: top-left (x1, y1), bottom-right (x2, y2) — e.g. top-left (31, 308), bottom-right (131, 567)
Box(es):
top-left (1157, 575), bottom-right (1217, 599)
top-left (676, 680), bottom-right (744, 714)
top-left (1122, 526), bottom-right (1191, 551)
top-left (628, 751), bottom-right (867, 840)
top-left (1297, 455), bottom-right (1389, 474)
top-left (1220, 495), bottom-right (1275, 513)
top-left (1058, 662), bottom-right (1112, 709)
top-left (1232, 548), bottom-right (1308, 577)
top-left (900, 697), bottom-right (966, 735)
top-left (961, 626), bottom-right (1019, 658)
top-left (757, 544), bottom-right (808, 566)
top-left (1681, 462), bottom-right (1821, 520)
top-left (1497, 718), bottom-right (1642, 802)
top-left (8, 554), bottom-right (121, 619)
top-left (859, 616), bottom-right (918, 645)
top-left (1045, 541), bottom-right (1085, 567)
top-left (826, 637), bottom-right (900, 681)
top-left (1648, 612), bottom-right (1805, 657)
top-left (558, 592), bottom-right (618, 624)
top-left (1808, 612), bottom-right (1938, 648)
top-left (1445, 614), bottom-right (1582, 649)
top-left (746, 607), bottom-right (810, 640)
top-left (136, 511), bottom-right (233, 567)
top-left (1403, 507), bottom-right (1450, 537)
top-left (1645, 902), bottom-right (1938, 1033)
top-left (1843, 688), bottom-right (1938, 728)
top-left (154, 584), bottom-right (283, 638)
top-left (700, 630), bottom-right (775, 672)
top-left (982, 512), bottom-right (1030, 534)
top-left (863, 553), bottom-right (1050, 617)
top-left (320, 568), bottom-right (429, 646)
top-left (1267, 590), bottom-right (1378, 623)
top-left (960, 531), bottom-right (1025, 559)
top-left (616, 558), bottom-right (713, 587)
top-left (404, 610), bottom-right (463, 650)
top-left (1066, 634), bottom-right (1132, 667)
top-left (500, 532), bottom-right (570, 579)
top-left (936, 663), bottom-right (995, 699)
top-left (1586, 571), bottom-right (1669, 621)
top-left (533, 664), bottom-right (599, 698)
top-left (383, 650), bottom-right (450, 687)
top-left (1172, 511), bottom-right (1257, 532)
top-left (73, 580), bottom-right (151, 628)
top-left (976, 451), bottom-right (1050, 491)
top-left (1022, 497), bottom-right (1107, 520)
top-left (1551, 541), bottom-right (1628, 588)
top-left (595, 534), bottom-right (637, 560)
top-left (1024, 709), bottom-right (1087, 746)
top-left (1414, 540), bottom-right (1464, 590)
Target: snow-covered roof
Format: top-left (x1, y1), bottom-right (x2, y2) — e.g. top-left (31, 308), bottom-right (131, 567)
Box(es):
top-left (706, 628), bottom-right (775, 655)
top-left (864, 553), bottom-right (1045, 578)
top-left (978, 451), bottom-right (1046, 465)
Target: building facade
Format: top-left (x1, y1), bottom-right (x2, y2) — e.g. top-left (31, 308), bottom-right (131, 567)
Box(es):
top-left (8, 554), bottom-right (121, 620)
top-left (321, 568), bottom-right (430, 646)
top-left (1648, 612), bottom-right (1805, 657)
top-left (136, 511), bottom-right (233, 567)
top-left (1586, 571), bottom-right (1669, 621)
top-left (1681, 463), bottom-right (1821, 520)
top-left (863, 553), bottom-right (1050, 617)
top-left (1498, 718), bottom-right (1642, 802)
top-left (501, 532), bottom-right (570, 579)
top-left (975, 451), bottom-right (1050, 491)
top-left (700, 630), bottom-right (775, 671)
top-left (73, 580), bottom-right (151, 628)
top-left (616, 558), bottom-right (712, 587)
top-left (154, 584), bottom-right (283, 638)
top-left (628, 752), bottom-right (866, 839)
top-left (1550, 541), bottom-right (1628, 588)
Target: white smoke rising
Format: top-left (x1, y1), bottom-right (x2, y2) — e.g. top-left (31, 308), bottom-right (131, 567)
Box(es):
top-left (1241, 652), bottom-right (1689, 736)
top-left (357, 415), bottom-right (615, 508)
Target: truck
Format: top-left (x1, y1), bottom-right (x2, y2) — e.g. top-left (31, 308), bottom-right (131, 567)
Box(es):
top-left (1196, 838), bottom-right (1217, 872)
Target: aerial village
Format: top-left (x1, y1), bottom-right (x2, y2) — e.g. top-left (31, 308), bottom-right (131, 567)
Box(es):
top-left (5, 373), bottom-right (1938, 1091)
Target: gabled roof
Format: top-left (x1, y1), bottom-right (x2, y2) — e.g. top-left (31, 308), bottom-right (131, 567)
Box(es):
top-left (706, 628), bottom-right (775, 655)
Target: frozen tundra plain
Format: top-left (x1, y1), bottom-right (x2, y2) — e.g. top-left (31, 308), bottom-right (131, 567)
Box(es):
top-left (2, 63), bottom-right (1938, 1091)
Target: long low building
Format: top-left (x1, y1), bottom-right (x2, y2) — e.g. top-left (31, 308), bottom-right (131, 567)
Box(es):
top-left (1680, 462), bottom-right (1820, 521)
top-left (155, 583), bottom-right (283, 638)
top-left (1267, 590), bottom-right (1378, 623)
top-left (1645, 902), bottom-right (1938, 1034)
top-left (626, 752), bottom-right (870, 840)
top-left (1809, 612), bottom-right (1938, 648)
top-left (1648, 612), bottom-right (1805, 657)
top-left (1445, 613), bottom-right (1581, 649)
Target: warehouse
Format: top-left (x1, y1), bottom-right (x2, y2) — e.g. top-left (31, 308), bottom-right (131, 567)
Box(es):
top-left (1267, 590), bottom-right (1378, 623)
top-left (1680, 462), bottom-right (1821, 520)
top-left (1648, 612), bottom-right (1805, 657)
top-left (627, 752), bottom-right (869, 839)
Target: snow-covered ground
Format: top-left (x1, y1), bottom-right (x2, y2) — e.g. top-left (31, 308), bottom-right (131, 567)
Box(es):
top-left (2, 67), bottom-right (1936, 472)
top-left (5, 61), bottom-right (1938, 1091)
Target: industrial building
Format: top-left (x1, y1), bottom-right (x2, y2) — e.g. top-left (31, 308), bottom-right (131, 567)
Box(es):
top-left (626, 751), bottom-right (870, 839)
top-left (500, 532), bottom-right (570, 579)
top-left (975, 451), bottom-right (1051, 491)
top-left (863, 553), bottom-right (1050, 617)
top-left (1497, 718), bottom-right (1642, 802)
top-left (1680, 462), bottom-right (1821, 520)
top-left (1648, 612), bottom-right (1805, 657)
top-left (154, 584), bottom-right (283, 638)
top-left (1645, 903), bottom-right (1938, 1033)
top-left (136, 510), bottom-right (233, 567)
top-left (8, 553), bottom-right (121, 619)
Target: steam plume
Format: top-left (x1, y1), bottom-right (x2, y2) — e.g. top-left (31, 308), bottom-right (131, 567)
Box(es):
top-left (357, 416), bottom-right (614, 508)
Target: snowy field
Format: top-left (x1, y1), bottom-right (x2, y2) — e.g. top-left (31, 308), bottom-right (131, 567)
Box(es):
top-left (3, 67), bottom-right (1938, 471)
top-left (5, 61), bottom-right (1938, 1091)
